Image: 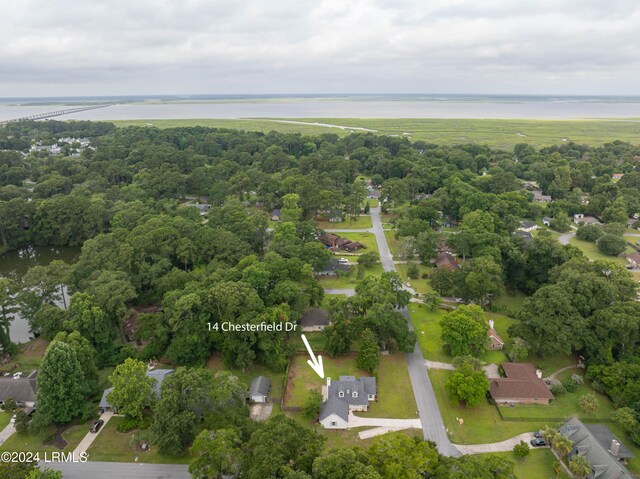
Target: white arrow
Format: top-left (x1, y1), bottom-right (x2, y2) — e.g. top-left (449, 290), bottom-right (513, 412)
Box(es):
top-left (301, 334), bottom-right (325, 378)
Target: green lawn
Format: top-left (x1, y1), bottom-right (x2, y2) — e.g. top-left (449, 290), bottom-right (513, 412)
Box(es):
top-left (409, 305), bottom-right (510, 365)
top-left (318, 263), bottom-right (384, 289)
top-left (367, 354), bottom-right (417, 419)
top-left (290, 331), bottom-right (328, 354)
top-left (285, 354), bottom-right (365, 407)
top-left (1, 420), bottom-right (93, 454)
top-left (207, 354), bottom-right (286, 401)
top-left (487, 449), bottom-right (570, 479)
top-left (429, 369), bottom-right (548, 444)
top-left (569, 237), bottom-right (633, 266)
top-left (86, 416), bottom-right (189, 464)
top-left (284, 353), bottom-right (415, 418)
top-left (492, 290), bottom-right (527, 315)
top-left (384, 230), bottom-right (401, 257)
top-left (0, 412), bottom-right (12, 430)
top-left (337, 232), bottom-right (378, 253)
top-left (499, 389), bottom-right (614, 422)
top-left (114, 117), bottom-right (640, 149)
top-left (395, 263), bottom-right (434, 295)
top-left (316, 215), bottom-right (372, 230)
top-left (364, 198), bottom-right (379, 208)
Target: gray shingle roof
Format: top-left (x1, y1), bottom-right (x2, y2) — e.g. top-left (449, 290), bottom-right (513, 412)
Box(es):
top-left (0, 378), bottom-right (37, 403)
top-left (249, 376), bottom-right (271, 398)
top-left (319, 395), bottom-right (349, 421)
top-left (300, 309), bottom-right (330, 327)
top-left (560, 418), bottom-right (633, 479)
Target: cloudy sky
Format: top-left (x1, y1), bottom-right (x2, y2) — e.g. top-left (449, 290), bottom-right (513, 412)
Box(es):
top-left (2, 0), bottom-right (640, 97)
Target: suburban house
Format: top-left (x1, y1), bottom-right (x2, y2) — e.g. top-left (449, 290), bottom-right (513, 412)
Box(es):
top-left (342, 241), bottom-right (365, 252)
top-left (489, 363), bottom-right (554, 405)
top-left (542, 216), bottom-right (552, 227)
top-left (318, 233), bottom-right (365, 253)
top-left (271, 209), bottom-right (281, 221)
top-left (487, 320), bottom-right (504, 350)
top-left (99, 369), bottom-right (174, 412)
top-left (626, 253), bottom-right (640, 269)
top-left (514, 230), bottom-right (533, 242)
top-left (316, 258), bottom-right (351, 277)
top-left (300, 308), bottom-right (331, 332)
top-left (0, 371), bottom-right (38, 407)
top-left (518, 220), bottom-right (538, 232)
top-left (248, 376), bottom-right (271, 403)
top-left (612, 173), bottom-right (625, 181)
top-left (574, 214), bottom-right (602, 226)
top-left (183, 201), bottom-right (211, 216)
top-left (559, 417), bottom-right (633, 479)
top-left (433, 251), bottom-right (460, 270)
top-left (319, 376), bottom-right (377, 429)
top-left (532, 190), bottom-right (552, 203)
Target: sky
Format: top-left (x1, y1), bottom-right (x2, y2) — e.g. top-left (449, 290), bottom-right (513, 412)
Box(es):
top-left (2, 0), bottom-right (640, 97)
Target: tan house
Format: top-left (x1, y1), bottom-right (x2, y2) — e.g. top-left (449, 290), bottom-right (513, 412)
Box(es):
top-left (490, 363), bottom-right (554, 405)
top-left (433, 251), bottom-right (460, 270)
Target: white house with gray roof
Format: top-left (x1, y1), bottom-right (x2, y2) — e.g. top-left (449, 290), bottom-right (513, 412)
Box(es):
top-left (319, 376), bottom-right (376, 429)
top-left (248, 376), bottom-right (271, 403)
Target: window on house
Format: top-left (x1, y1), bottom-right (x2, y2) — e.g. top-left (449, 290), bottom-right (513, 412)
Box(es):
top-left (338, 391), bottom-right (344, 398)
top-left (352, 391), bottom-right (358, 398)
top-left (330, 421), bottom-right (336, 427)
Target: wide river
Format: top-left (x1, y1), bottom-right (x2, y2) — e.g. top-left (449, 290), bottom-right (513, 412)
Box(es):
top-left (0, 246), bottom-right (80, 343)
top-left (2, 98), bottom-right (640, 121)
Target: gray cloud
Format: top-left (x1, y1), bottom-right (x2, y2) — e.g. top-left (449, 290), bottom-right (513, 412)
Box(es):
top-left (1, 0), bottom-right (640, 96)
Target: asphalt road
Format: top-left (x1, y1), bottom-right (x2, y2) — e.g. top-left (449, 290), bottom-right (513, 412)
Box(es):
top-left (369, 207), bottom-right (460, 457)
top-left (44, 462), bottom-right (190, 479)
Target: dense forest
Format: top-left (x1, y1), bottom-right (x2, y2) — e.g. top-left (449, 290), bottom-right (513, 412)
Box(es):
top-left (1, 120), bottom-right (640, 475)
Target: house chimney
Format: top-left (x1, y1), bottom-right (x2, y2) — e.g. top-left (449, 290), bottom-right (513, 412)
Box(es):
top-left (610, 439), bottom-right (621, 456)
top-left (536, 369), bottom-right (542, 379)
top-left (489, 320), bottom-right (494, 330)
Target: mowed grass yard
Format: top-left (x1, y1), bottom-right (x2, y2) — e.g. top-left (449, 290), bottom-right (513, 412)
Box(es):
top-left (0, 338), bottom-right (48, 375)
top-left (114, 117), bottom-right (640, 149)
top-left (408, 305), bottom-right (511, 365)
top-left (86, 416), bottom-right (189, 464)
top-left (207, 354), bottom-right (286, 401)
top-left (284, 353), bottom-right (416, 419)
top-left (318, 262), bottom-right (384, 289)
top-left (429, 369), bottom-right (547, 444)
top-left (569, 237), bottom-right (634, 266)
top-left (1, 419), bottom-right (93, 454)
top-left (487, 450), bottom-right (570, 479)
top-left (316, 215), bottom-right (372, 230)
top-left (395, 263), bottom-right (434, 295)
top-left (499, 368), bottom-right (615, 422)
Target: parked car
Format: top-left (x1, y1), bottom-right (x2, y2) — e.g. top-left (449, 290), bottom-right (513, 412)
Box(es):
top-left (533, 430), bottom-right (543, 438)
top-left (90, 419), bottom-right (104, 433)
top-left (530, 437), bottom-right (547, 447)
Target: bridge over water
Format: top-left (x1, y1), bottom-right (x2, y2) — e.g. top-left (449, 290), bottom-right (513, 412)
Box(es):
top-left (0, 104), bottom-right (111, 123)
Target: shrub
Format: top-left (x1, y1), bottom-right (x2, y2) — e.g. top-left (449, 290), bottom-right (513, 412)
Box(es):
top-left (562, 379), bottom-right (579, 393)
top-left (579, 393), bottom-right (599, 415)
top-left (513, 441), bottom-right (530, 459)
top-left (1, 398), bottom-right (17, 412)
top-left (14, 410), bottom-right (29, 433)
top-left (117, 416), bottom-right (141, 433)
top-left (571, 374), bottom-right (584, 385)
top-left (302, 390), bottom-right (323, 420)
top-left (550, 383), bottom-right (566, 396)
top-left (407, 264), bottom-right (420, 279)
